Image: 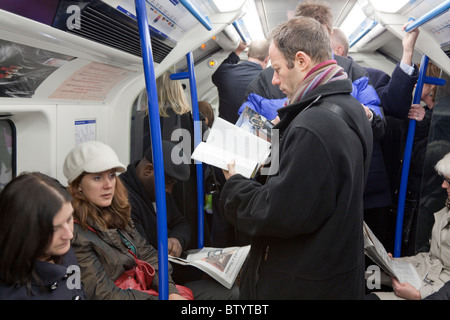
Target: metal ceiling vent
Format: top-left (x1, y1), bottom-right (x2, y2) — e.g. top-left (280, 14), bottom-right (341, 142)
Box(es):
top-left (53, 1), bottom-right (175, 63)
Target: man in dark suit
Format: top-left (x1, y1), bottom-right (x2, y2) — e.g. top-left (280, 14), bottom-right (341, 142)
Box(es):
top-left (212, 39), bottom-right (270, 123)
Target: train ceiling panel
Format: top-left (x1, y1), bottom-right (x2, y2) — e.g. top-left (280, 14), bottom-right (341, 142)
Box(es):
top-left (254, 0), bottom-right (358, 38)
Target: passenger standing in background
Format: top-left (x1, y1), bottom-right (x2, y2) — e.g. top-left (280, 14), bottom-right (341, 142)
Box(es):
top-left (382, 62), bottom-right (442, 255)
top-left (149, 71), bottom-right (210, 251)
top-left (0, 172), bottom-right (85, 300)
top-left (241, 1), bottom-right (381, 123)
top-left (64, 141), bottom-right (187, 300)
top-left (212, 39), bottom-right (270, 123)
top-left (197, 100), bottom-right (215, 128)
top-left (220, 17), bottom-right (373, 299)
top-left (330, 25), bottom-right (420, 118)
top-left (330, 23), bottom-right (421, 253)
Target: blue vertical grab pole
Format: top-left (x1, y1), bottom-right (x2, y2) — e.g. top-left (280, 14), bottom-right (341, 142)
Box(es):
top-left (186, 52), bottom-right (205, 249)
top-left (395, 0), bottom-right (450, 257)
top-left (393, 55), bottom-right (446, 257)
top-left (394, 55), bottom-right (428, 258)
top-left (170, 53), bottom-right (205, 248)
top-left (134, 0), bottom-right (169, 299)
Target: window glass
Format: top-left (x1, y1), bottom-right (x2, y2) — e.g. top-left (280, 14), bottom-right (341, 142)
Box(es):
top-left (0, 119), bottom-right (16, 190)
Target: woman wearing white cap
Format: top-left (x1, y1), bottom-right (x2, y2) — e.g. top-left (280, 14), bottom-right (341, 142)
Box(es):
top-left (64, 141), bottom-right (188, 300)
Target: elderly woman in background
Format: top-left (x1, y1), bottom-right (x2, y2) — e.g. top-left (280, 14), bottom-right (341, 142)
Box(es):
top-left (374, 152), bottom-right (450, 300)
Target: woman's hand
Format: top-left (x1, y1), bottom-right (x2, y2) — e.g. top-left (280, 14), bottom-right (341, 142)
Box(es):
top-left (408, 104), bottom-right (425, 121)
top-left (169, 293), bottom-right (188, 300)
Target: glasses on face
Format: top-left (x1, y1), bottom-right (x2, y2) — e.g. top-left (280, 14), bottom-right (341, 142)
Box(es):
top-left (442, 176), bottom-right (450, 185)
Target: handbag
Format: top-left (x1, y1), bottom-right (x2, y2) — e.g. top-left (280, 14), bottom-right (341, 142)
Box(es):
top-left (74, 220), bottom-right (193, 299)
top-left (114, 250), bottom-right (194, 300)
top-left (114, 249), bottom-right (155, 291)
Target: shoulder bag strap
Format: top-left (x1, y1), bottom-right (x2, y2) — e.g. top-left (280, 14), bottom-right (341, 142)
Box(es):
top-left (315, 104), bottom-right (368, 161)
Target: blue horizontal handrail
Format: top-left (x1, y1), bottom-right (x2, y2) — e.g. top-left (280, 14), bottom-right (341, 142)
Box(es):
top-left (394, 54), bottom-right (447, 257)
top-left (179, 0), bottom-right (212, 31)
top-left (170, 72), bottom-right (189, 80)
top-left (405, 0), bottom-right (450, 32)
top-left (349, 20), bottom-right (378, 48)
top-left (134, 0), bottom-right (169, 300)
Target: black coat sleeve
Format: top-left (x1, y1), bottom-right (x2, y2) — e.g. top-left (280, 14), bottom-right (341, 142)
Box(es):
top-left (166, 194), bottom-right (191, 251)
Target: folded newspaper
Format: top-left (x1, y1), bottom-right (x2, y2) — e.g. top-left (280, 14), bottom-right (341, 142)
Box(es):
top-left (169, 246), bottom-right (251, 289)
top-left (363, 222), bottom-right (422, 289)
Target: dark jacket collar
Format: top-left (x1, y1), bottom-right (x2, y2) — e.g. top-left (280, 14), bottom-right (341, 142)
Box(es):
top-left (34, 261), bottom-right (68, 286)
top-left (33, 249), bottom-right (78, 286)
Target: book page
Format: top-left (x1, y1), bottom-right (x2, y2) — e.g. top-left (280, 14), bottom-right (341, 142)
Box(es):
top-left (191, 117), bottom-right (271, 178)
top-left (192, 142), bottom-right (258, 178)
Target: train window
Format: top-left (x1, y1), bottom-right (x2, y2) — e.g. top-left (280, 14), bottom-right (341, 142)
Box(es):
top-left (0, 119), bottom-right (16, 190)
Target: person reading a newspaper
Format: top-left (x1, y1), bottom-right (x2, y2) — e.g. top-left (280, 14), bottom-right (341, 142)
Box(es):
top-left (371, 152), bottom-right (450, 300)
top-left (120, 140), bottom-right (238, 300)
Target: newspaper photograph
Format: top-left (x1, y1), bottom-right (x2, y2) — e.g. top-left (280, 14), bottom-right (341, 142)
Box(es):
top-left (169, 246), bottom-right (251, 289)
top-left (363, 222), bottom-right (422, 289)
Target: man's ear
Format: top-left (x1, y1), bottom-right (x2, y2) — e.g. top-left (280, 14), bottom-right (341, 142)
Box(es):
top-left (295, 51), bottom-right (312, 72)
top-left (335, 46), bottom-right (344, 57)
top-left (143, 163), bottom-right (154, 176)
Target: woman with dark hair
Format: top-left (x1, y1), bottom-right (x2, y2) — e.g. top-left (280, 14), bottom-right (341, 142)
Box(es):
top-left (0, 172), bottom-right (85, 300)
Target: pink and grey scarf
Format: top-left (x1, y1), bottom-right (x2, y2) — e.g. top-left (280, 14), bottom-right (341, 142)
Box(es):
top-left (289, 59), bottom-right (347, 104)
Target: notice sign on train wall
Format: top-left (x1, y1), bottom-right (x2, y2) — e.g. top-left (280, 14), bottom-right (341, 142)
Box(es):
top-left (75, 119), bottom-right (96, 145)
top-left (0, 39), bottom-right (74, 98)
top-left (49, 62), bottom-right (133, 101)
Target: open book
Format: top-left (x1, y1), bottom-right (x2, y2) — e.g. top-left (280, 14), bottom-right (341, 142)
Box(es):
top-left (191, 115), bottom-right (272, 179)
top-left (169, 246), bottom-right (250, 289)
top-left (363, 222), bottom-right (422, 289)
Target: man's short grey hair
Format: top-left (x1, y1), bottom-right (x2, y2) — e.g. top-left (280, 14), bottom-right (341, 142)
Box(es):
top-left (331, 27), bottom-right (349, 57)
top-left (248, 39), bottom-right (270, 62)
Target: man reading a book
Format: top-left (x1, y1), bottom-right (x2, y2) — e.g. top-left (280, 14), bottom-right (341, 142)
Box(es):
top-left (220, 16), bottom-right (373, 299)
